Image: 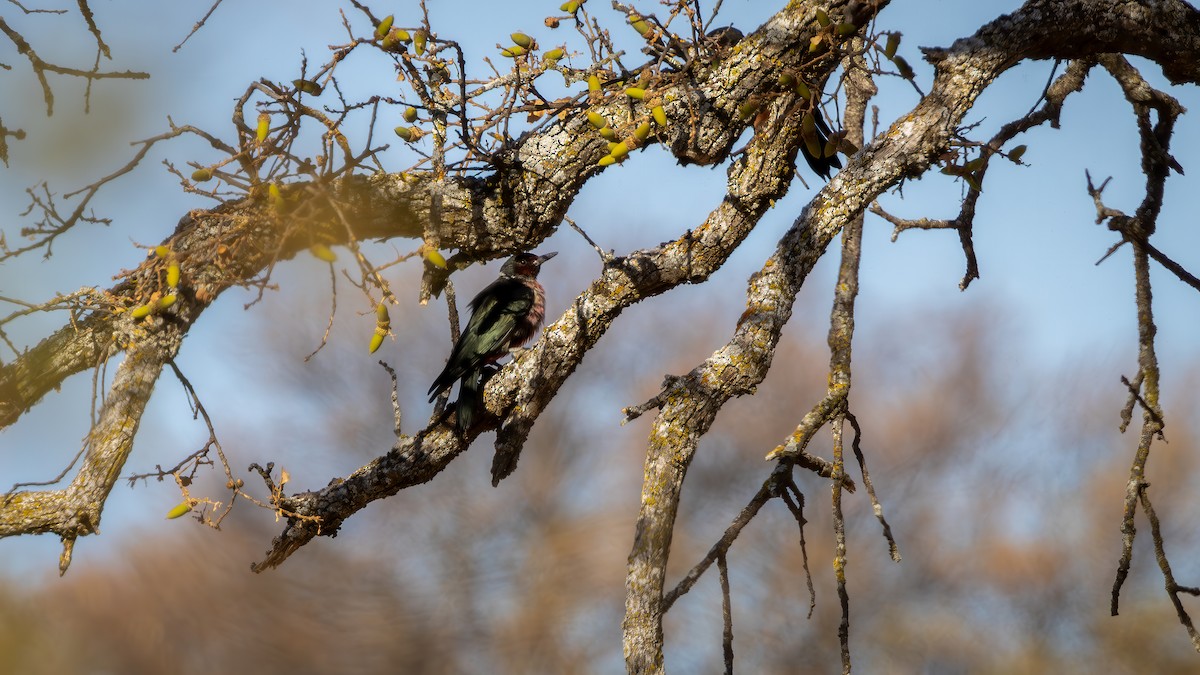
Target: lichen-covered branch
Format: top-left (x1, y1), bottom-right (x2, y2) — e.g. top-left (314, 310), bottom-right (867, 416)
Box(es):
top-left (252, 2), bottom-right (846, 565)
top-left (622, 0), bottom-right (1200, 671)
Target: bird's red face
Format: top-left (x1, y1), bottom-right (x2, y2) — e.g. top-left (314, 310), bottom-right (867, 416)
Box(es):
top-left (511, 251), bottom-right (557, 278)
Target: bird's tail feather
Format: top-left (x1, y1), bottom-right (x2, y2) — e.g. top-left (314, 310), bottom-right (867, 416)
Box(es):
top-left (455, 370), bottom-right (481, 432)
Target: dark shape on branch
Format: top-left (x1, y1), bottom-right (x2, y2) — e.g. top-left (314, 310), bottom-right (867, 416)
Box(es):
top-left (428, 251), bottom-right (557, 433)
top-left (801, 106), bottom-right (843, 180)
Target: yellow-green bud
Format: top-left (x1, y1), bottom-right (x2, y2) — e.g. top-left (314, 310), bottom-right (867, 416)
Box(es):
top-left (292, 79), bottom-right (323, 95)
top-left (256, 113), bottom-right (270, 143)
top-left (423, 248), bottom-right (447, 268)
top-left (268, 183), bottom-right (283, 209)
top-left (375, 15), bottom-right (394, 40)
top-left (309, 244), bottom-right (337, 262)
top-left (629, 14), bottom-right (652, 37)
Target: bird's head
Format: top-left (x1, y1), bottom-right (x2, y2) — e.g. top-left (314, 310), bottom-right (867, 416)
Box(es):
top-left (501, 251), bottom-right (557, 278)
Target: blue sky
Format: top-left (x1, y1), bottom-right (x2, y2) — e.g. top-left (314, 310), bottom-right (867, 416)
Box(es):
top-left (1, 0), bottom-right (1197, 582)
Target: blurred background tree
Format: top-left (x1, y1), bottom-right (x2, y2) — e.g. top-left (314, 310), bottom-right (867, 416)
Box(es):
top-left (1, 1), bottom-right (1198, 673)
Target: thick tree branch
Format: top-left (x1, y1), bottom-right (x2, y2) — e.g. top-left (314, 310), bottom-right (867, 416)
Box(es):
top-left (623, 0), bottom-right (1200, 670)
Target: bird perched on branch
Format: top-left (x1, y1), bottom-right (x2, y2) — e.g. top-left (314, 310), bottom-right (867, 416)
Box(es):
top-left (428, 251), bottom-right (557, 433)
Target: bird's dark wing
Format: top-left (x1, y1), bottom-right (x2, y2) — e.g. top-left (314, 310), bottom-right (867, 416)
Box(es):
top-left (427, 278), bottom-right (534, 400)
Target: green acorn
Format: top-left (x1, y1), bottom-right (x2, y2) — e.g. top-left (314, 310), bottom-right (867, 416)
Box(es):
top-left (609, 141), bottom-right (630, 159)
top-left (633, 122), bottom-right (652, 142)
top-left (369, 331), bottom-right (386, 354)
top-left (597, 155), bottom-right (617, 167)
top-left (375, 15), bottom-right (394, 40)
top-left (814, 8), bottom-right (831, 27)
top-left (543, 47), bottom-right (564, 61)
top-left (586, 111), bottom-right (607, 129)
top-left (801, 112), bottom-right (823, 159)
top-left (625, 87), bottom-right (647, 100)
top-left (652, 105), bottom-right (667, 126)
top-left (131, 303), bottom-right (154, 320)
top-left (587, 73), bottom-right (601, 91)
top-left (404, 106), bottom-right (419, 123)
top-left (629, 13), bottom-right (651, 37)
top-left (794, 79), bottom-right (811, 99)
top-left (166, 502), bottom-right (192, 519)
top-left (167, 263), bottom-right (181, 288)
top-left (154, 245), bottom-right (170, 259)
top-left (191, 168), bottom-right (212, 182)
top-left (500, 45), bottom-right (528, 57)
top-left (1008, 145), bottom-right (1027, 163)
top-left (560, 1), bottom-right (580, 14)
top-left (511, 32), bottom-right (533, 48)
top-left (835, 22), bottom-right (857, 37)
top-left (599, 126), bottom-right (617, 140)
top-left (414, 30), bottom-right (427, 55)
top-left (158, 294), bottom-right (177, 309)
top-left (738, 99), bottom-right (761, 120)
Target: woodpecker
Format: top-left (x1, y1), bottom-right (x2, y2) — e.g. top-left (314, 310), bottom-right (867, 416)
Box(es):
top-left (428, 251), bottom-right (557, 433)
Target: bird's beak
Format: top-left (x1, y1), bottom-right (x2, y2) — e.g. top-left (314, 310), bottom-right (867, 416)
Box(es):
top-left (536, 251), bottom-right (558, 265)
